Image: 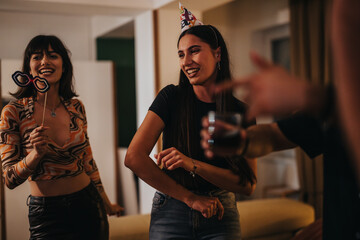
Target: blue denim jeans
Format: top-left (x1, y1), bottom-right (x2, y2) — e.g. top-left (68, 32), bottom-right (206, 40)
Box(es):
top-left (27, 183), bottom-right (108, 240)
top-left (149, 189), bottom-right (241, 240)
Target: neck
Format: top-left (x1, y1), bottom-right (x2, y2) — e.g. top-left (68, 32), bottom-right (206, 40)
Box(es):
top-left (193, 83), bottom-right (216, 103)
top-left (37, 88), bottom-right (61, 108)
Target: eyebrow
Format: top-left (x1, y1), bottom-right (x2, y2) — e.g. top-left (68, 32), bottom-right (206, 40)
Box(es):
top-left (178, 45), bottom-right (201, 54)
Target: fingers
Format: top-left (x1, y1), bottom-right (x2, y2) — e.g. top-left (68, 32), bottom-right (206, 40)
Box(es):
top-left (115, 206), bottom-right (124, 217)
top-left (157, 148), bottom-right (184, 170)
top-left (204, 150), bottom-right (214, 159)
top-left (200, 130), bottom-right (214, 159)
top-left (250, 51), bottom-right (272, 70)
top-left (161, 151), bottom-right (175, 167)
top-left (200, 129), bottom-right (210, 147)
top-left (216, 198), bottom-right (224, 220)
top-left (200, 198), bottom-right (224, 220)
top-left (108, 204), bottom-right (124, 217)
top-left (30, 126), bottom-right (49, 138)
top-left (30, 133), bottom-right (48, 145)
top-left (201, 116), bottom-right (209, 128)
top-left (156, 147), bottom-right (174, 166)
top-left (29, 126), bottom-right (49, 156)
top-left (154, 153), bottom-right (160, 165)
top-left (166, 160), bottom-right (182, 171)
top-left (201, 118), bottom-right (215, 159)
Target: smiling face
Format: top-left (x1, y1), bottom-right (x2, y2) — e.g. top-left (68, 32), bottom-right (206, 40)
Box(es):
top-left (29, 45), bottom-right (63, 86)
top-left (178, 34), bottom-right (220, 86)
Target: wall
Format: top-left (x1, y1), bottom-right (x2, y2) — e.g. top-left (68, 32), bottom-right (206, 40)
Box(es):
top-left (134, 10), bottom-right (157, 214)
top-left (203, 0), bottom-right (289, 77)
top-left (0, 11), bottom-right (132, 61)
top-left (156, 5), bottom-right (202, 90)
top-left (0, 11), bottom-right (93, 60)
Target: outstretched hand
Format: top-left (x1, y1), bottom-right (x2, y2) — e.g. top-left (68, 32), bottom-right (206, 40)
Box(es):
top-left (216, 52), bottom-right (309, 120)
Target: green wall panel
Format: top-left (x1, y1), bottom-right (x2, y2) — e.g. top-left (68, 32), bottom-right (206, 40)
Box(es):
top-left (97, 38), bottom-right (136, 147)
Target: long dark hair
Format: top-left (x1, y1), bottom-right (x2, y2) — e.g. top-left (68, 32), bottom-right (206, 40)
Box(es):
top-left (174, 25), bottom-right (256, 186)
top-left (11, 35), bottom-right (77, 100)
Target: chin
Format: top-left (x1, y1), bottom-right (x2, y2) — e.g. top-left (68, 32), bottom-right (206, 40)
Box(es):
top-left (188, 77), bottom-right (202, 85)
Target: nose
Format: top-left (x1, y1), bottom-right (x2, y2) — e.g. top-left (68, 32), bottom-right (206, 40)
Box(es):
top-left (182, 53), bottom-right (193, 66)
top-left (41, 54), bottom-right (49, 66)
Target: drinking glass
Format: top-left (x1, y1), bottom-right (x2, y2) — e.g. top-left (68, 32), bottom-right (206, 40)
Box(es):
top-left (207, 111), bottom-right (242, 156)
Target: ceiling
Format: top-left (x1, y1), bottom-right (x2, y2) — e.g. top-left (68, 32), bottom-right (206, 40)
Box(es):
top-left (0, 0), bottom-right (173, 16)
top-left (0, 0), bottom-right (234, 17)
top-left (0, 0), bottom-right (234, 38)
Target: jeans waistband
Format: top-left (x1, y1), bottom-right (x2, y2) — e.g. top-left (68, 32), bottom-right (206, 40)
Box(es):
top-left (27, 182), bottom-right (96, 206)
top-left (156, 188), bottom-right (227, 198)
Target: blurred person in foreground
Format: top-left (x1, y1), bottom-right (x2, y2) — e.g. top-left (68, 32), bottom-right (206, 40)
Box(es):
top-left (201, 1), bottom-right (360, 238)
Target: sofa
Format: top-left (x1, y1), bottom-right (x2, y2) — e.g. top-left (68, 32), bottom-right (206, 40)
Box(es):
top-left (109, 198), bottom-right (315, 240)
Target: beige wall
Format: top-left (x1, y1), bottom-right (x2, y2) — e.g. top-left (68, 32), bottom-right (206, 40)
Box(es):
top-left (156, 0), bottom-right (288, 89)
top-left (203, 0), bottom-right (288, 78)
top-left (156, 6), bottom-right (202, 91)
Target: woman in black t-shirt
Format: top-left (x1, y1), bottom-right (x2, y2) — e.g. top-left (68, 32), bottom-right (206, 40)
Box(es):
top-left (125, 25), bottom-right (257, 240)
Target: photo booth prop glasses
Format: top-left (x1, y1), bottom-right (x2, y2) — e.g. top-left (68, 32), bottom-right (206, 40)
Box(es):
top-left (12, 71), bottom-right (50, 93)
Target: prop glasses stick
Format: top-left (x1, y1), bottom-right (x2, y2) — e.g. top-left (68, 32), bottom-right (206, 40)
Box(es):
top-left (41, 92), bottom-right (48, 126)
top-left (11, 71), bottom-right (50, 125)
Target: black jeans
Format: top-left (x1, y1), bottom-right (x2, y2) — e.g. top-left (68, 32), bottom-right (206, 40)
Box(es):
top-left (27, 182), bottom-right (109, 240)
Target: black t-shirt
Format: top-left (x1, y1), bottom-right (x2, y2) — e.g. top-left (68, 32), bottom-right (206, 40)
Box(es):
top-left (149, 84), bottom-right (253, 192)
top-left (277, 113), bottom-right (360, 239)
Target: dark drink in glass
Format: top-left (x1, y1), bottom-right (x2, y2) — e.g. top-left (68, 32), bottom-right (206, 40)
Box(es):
top-left (207, 111), bottom-right (242, 155)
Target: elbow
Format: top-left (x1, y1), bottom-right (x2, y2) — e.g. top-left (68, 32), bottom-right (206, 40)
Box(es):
top-left (124, 150), bottom-right (140, 172)
top-left (2, 172), bottom-right (16, 189)
top-left (5, 180), bottom-right (17, 190)
top-left (124, 151), bottom-right (133, 169)
top-left (7, 184), bottom-right (16, 190)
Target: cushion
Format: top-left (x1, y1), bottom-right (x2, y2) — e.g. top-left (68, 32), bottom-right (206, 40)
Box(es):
top-left (109, 198), bottom-right (315, 240)
top-left (238, 198), bottom-right (315, 239)
top-left (109, 213), bottom-right (150, 240)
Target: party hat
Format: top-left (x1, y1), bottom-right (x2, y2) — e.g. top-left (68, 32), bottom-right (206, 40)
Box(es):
top-left (179, 2), bottom-right (203, 32)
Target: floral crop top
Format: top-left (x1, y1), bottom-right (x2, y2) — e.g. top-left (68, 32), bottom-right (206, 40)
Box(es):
top-left (0, 97), bottom-right (104, 193)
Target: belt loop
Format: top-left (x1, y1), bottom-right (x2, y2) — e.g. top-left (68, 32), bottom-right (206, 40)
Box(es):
top-left (26, 195), bottom-right (31, 206)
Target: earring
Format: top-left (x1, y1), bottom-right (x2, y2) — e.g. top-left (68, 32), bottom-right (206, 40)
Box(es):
top-left (217, 62), bottom-right (221, 71)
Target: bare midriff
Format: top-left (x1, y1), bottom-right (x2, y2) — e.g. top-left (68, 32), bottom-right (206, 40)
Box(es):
top-left (29, 172), bottom-right (91, 197)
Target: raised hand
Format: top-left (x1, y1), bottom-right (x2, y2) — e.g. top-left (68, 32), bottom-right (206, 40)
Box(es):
top-left (216, 52), bottom-right (309, 120)
top-left (29, 125), bottom-right (49, 158)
